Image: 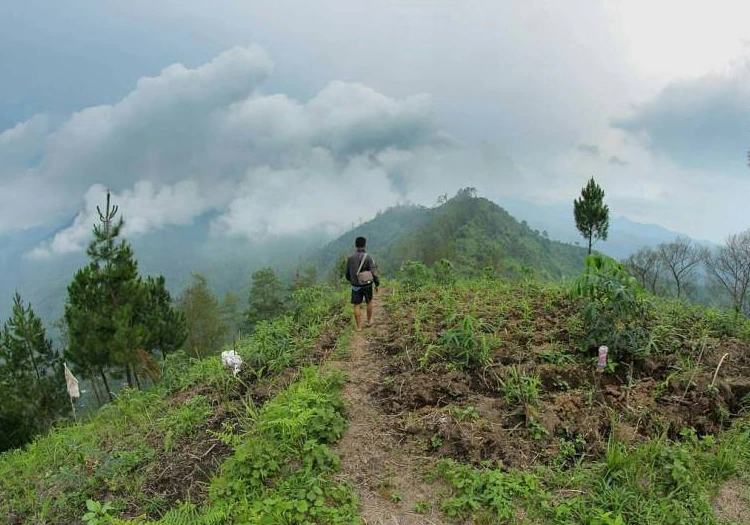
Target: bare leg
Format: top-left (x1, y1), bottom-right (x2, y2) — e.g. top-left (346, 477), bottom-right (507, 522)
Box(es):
top-left (366, 300), bottom-right (374, 326)
top-left (353, 303), bottom-right (362, 331)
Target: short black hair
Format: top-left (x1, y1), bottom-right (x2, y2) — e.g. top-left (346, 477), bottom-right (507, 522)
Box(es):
top-left (355, 236), bottom-right (366, 248)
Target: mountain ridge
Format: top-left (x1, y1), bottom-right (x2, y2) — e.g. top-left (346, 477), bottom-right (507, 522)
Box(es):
top-left (310, 193), bottom-right (589, 281)
top-left (0, 191), bottom-right (712, 324)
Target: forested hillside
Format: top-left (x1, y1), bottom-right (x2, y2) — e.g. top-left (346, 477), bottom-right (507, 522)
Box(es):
top-left (314, 189), bottom-right (589, 280)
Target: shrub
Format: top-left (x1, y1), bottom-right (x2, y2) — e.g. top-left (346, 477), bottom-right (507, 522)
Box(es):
top-left (399, 260), bottom-right (435, 290)
top-left (571, 254), bottom-right (650, 362)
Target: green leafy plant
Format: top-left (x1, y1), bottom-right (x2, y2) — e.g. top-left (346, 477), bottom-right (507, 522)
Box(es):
top-left (451, 405), bottom-right (480, 422)
top-left (437, 459), bottom-right (540, 521)
top-left (431, 314), bottom-right (494, 369)
top-left (571, 254), bottom-right (650, 362)
top-left (498, 365), bottom-right (541, 408)
top-left (540, 347), bottom-right (576, 365)
top-left (82, 499), bottom-right (114, 525)
top-left (399, 260), bottom-right (435, 290)
top-left (434, 258), bottom-right (456, 285)
top-left (413, 500), bottom-right (429, 514)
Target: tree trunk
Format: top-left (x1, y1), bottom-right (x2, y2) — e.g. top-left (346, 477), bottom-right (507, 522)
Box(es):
top-left (90, 377), bottom-right (103, 407)
top-left (134, 368), bottom-right (142, 390)
top-left (25, 341), bottom-right (42, 382)
top-left (99, 368), bottom-right (113, 402)
top-left (587, 236), bottom-right (592, 255)
top-left (125, 364), bottom-right (133, 389)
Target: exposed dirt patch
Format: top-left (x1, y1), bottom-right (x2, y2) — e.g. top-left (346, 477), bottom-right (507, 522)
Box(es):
top-left (132, 409), bottom-right (233, 517)
top-left (713, 478), bottom-right (750, 524)
top-left (374, 368), bottom-right (472, 413)
top-left (328, 290), bottom-right (450, 525)
top-left (307, 306), bottom-right (352, 362)
top-left (372, 284), bottom-right (750, 472)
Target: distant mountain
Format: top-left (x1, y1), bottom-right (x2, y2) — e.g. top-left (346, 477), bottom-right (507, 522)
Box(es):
top-left (2, 191), bottom-right (703, 329)
top-left (495, 197), bottom-right (712, 260)
top-left (312, 193), bottom-right (589, 280)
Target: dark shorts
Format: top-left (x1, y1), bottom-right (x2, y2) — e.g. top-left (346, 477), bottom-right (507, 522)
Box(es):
top-left (351, 285), bottom-right (374, 305)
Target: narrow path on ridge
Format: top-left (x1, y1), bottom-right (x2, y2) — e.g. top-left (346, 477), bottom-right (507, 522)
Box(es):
top-left (326, 289), bottom-right (449, 525)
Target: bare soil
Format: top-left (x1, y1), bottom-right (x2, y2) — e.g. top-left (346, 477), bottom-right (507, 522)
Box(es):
top-left (370, 289), bottom-right (750, 471)
top-left (132, 406), bottom-right (233, 516)
top-left (713, 478), bottom-right (750, 524)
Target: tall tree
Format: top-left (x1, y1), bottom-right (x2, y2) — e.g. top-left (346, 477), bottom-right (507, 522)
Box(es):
top-left (704, 230), bottom-right (750, 313)
top-left (220, 291), bottom-right (244, 344)
top-left (246, 267), bottom-right (286, 329)
top-left (658, 237), bottom-right (705, 299)
top-left (0, 379), bottom-right (33, 451)
top-left (142, 275), bottom-right (187, 360)
top-left (176, 273), bottom-right (227, 358)
top-left (573, 177), bottom-right (610, 254)
top-left (0, 294), bottom-right (68, 451)
top-left (291, 266), bottom-right (319, 292)
top-left (64, 192), bottom-right (183, 398)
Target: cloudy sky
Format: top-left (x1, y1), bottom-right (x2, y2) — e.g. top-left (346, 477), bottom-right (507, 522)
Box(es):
top-left (2, 0), bottom-right (750, 257)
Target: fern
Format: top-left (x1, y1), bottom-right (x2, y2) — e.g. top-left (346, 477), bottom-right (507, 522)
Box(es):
top-left (152, 502), bottom-right (229, 525)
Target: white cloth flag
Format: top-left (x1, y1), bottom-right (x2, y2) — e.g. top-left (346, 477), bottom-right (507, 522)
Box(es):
top-left (64, 363), bottom-right (80, 399)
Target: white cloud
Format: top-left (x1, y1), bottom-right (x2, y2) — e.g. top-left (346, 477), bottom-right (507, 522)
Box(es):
top-left (7, 44), bottom-right (516, 257)
top-left (27, 181), bottom-right (212, 259)
top-left (1, 45), bottom-right (274, 233)
top-left (212, 149), bottom-right (399, 238)
top-left (7, 35), bottom-right (749, 258)
top-left (606, 0), bottom-right (750, 84)
top-left (612, 61), bottom-right (750, 170)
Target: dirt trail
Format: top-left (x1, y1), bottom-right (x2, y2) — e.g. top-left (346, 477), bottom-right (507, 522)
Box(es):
top-left (327, 290), bottom-right (449, 525)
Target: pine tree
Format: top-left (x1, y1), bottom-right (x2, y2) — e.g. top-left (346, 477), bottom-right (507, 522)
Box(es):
top-left (142, 275), bottom-right (187, 360)
top-left (0, 381), bottom-right (32, 451)
top-left (573, 177), bottom-right (610, 254)
top-left (64, 192), bottom-right (184, 399)
top-left (220, 291), bottom-right (244, 344)
top-left (0, 294), bottom-right (68, 451)
top-left (176, 273), bottom-right (227, 358)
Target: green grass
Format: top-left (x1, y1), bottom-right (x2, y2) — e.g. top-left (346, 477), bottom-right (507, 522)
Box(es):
top-left (383, 273), bottom-right (750, 524)
top-left (331, 301), bottom-right (355, 360)
top-left (432, 422), bottom-right (750, 524)
top-left (132, 368), bottom-right (360, 525)
top-left (0, 285), bottom-right (351, 525)
top-left (6, 272), bottom-right (750, 525)
top-left (499, 365), bottom-right (541, 408)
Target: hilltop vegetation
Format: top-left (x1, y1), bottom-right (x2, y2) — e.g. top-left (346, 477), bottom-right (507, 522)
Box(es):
top-left (1, 284), bottom-right (352, 525)
top-left (315, 189), bottom-right (589, 281)
top-left (369, 268), bottom-right (750, 523)
top-left (3, 256), bottom-right (750, 524)
top-left (4, 189), bottom-right (750, 524)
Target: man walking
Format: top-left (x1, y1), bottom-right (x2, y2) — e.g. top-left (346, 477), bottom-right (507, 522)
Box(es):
top-left (345, 236), bottom-right (380, 332)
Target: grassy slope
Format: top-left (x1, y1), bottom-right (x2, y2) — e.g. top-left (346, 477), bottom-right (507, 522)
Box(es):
top-left (312, 195), bottom-right (589, 281)
top-left (3, 276), bottom-right (750, 525)
top-left (0, 285), bottom-right (359, 525)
